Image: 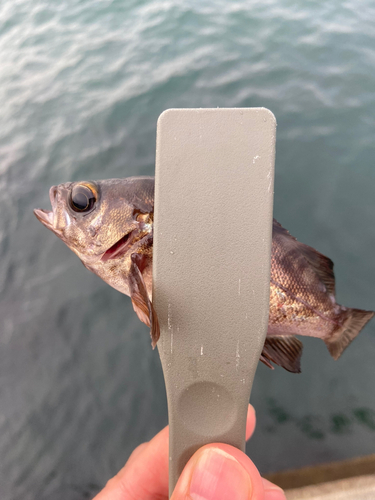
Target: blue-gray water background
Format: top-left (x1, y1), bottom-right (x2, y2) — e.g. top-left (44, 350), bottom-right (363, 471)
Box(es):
top-left (1, 0), bottom-right (375, 498)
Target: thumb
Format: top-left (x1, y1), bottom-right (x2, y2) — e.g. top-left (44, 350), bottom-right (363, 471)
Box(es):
top-left (170, 443), bottom-right (274, 500)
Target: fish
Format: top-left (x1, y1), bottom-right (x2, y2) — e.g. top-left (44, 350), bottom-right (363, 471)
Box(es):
top-left (34, 176), bottom-right (374, 373)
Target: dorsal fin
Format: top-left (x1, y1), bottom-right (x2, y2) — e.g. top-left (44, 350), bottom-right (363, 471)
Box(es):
top-left (273, 219), bottom-right (335, 295)
top-left (260, 335), bottom-right (303, 373)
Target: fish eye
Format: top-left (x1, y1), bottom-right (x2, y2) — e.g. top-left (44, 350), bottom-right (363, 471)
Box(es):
top-left (70, 184), bottom-right (97, 213)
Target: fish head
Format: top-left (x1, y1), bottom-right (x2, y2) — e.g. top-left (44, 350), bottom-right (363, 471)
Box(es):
top-left (33, 177), bottom-right (154, 269)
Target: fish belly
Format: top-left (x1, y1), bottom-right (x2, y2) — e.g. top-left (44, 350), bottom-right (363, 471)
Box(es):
top-left (267, 280), bottom-right (339, 339)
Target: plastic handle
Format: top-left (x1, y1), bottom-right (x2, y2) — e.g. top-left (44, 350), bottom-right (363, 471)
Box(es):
top-left (153, 108), bottom-right (276, 496)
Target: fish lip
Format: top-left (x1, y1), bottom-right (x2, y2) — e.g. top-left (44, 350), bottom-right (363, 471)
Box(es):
top-left (34, 185), bottom-right (68, 233)
top-left (49, 185), bottom-right (58, 206)
top-left (33, 208), bottom-right (54, 230)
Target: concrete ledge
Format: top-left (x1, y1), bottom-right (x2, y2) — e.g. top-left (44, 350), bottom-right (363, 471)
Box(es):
top-left (265, 454), bottom-right (375, 490)
top-left (285, 474), bottom-right (375, 500)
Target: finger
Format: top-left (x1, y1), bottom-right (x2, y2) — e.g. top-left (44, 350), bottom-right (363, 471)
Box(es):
top-left (246, 404), bottom-right (256, 441)
top-left (93, 404), bottom-right (257, 500)
top-left (171, 443), bottom-right (266, 500)
top-left (93, 426), bottom-right (169, 500)
top-left (171, 444), bottom-right (286, 500)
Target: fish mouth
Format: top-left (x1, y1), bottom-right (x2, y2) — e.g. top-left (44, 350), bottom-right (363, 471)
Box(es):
top-left (33, 208), bottom-right (54, 230)
top-left (34, 185), bottom-right (67, 233)
top-left (33, 185), bottom-right (59, 230)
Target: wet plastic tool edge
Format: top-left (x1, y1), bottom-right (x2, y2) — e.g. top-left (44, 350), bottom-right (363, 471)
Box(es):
top-left (153, 108), bottom-right (276, 497)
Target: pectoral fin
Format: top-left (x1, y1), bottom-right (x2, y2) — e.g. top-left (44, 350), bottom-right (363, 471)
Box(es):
top-left (260, 335), bottom-right (303, 373)
top-left (128, 253), bottom-right (160, 348)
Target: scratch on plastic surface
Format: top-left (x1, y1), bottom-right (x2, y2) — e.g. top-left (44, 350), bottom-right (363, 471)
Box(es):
top-left (168, 303), bottom-right (173, 353)
top-left (200, 345), bottom-right (204, 356)
top-left (252, 155), bottom-right (260, 164)
top-left (238, 278), bottom-right (241, 296)
top-left (168, 303), bottom-right (172, 330)
top-left (236, 340), bottom-right (240, 371)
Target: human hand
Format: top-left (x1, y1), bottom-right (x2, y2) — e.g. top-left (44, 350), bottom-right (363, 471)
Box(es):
top-left (93, 404), bottom-right (286, 500)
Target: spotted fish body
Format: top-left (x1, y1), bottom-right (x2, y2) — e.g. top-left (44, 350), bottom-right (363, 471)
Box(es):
top-left (268, 221), bottom-right (373, 365)
top-left (34, 176), bottom-right (374, 373)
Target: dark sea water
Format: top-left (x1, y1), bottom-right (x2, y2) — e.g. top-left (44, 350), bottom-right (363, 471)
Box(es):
top-left (1, 0), bottom-right (375, 498)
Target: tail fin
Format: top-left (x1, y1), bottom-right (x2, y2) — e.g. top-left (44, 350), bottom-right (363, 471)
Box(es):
top-left (325, 308), bottom-right (374, 360)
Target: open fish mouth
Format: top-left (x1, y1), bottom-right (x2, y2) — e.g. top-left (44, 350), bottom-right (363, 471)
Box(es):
top-left (33, 185), bottom-right (61, 231)
top-left (33, 208), bottom-right (54, 230)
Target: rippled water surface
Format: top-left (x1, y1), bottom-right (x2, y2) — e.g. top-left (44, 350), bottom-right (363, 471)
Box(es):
top-left (1, 1), bottom-right (375, 498)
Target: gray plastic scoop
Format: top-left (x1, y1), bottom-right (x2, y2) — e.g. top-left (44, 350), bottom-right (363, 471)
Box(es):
top-left (153, 108), bottom-right (276, 496)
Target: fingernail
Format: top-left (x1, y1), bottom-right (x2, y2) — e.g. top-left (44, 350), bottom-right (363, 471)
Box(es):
top-left (189, 448), bottom-right (252, 500)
